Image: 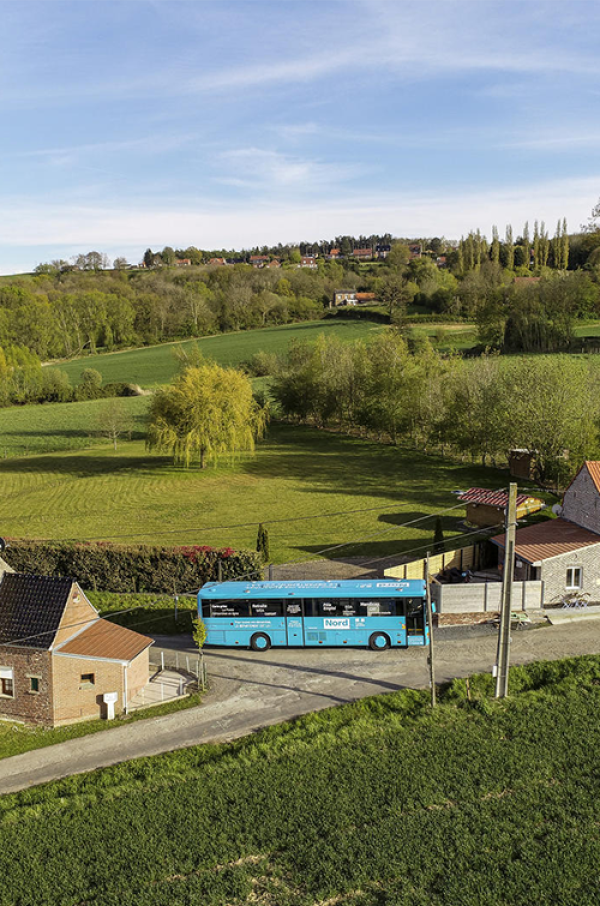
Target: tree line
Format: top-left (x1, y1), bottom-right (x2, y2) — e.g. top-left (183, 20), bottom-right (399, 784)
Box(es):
top-left (271, 331), bottom-right (600, 484)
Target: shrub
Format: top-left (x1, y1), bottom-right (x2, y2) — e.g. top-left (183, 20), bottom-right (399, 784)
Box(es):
top-left (4, 539), bottom-right (263, 594)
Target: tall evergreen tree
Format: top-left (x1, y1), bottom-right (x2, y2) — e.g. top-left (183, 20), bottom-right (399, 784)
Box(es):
top-left (562, 218), bottom-right (570, 270)
top-left (522, 222), bottom-right (531, 269)
top-left (491, 226), bottom-right (500, 265)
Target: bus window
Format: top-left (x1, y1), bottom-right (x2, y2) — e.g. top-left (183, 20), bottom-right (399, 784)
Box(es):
top-left (304, 599), bottom-right (318, 617)
top-left (406, 598), bottom-right (426, 635)
top-left (209, 600), bottom-right (250, 618)
top-left (286, 601), bottom-right (302, 617)
top-left (251, 600), bottom-right (283, 617)
top-left (316, 599), bottom-right (358, 617)
top-left (358, 599), bottom-right (396, 617)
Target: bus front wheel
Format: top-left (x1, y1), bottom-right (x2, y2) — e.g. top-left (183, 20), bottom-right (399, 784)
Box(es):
top-left (369, 632), bottom-right (391, 651)
top-left (250, 632), bottom-right (271, 652)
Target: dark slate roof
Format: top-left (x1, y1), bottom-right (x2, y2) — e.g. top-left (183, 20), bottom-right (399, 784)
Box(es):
top-left (0, 574), bottom-right (73, 649)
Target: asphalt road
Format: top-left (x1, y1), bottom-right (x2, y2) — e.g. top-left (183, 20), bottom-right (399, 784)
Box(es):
top-left (1, 621), bottom-right (599, 795)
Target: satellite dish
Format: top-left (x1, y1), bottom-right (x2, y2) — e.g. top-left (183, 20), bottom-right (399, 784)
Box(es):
top-left (0, 538), bottom-right (5, 553)
top-left (552, 504), bottom-right (563, 517)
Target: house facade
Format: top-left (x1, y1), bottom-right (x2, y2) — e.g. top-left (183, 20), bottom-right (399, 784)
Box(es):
top-left (0, 574), bottom-right (152, 726)
top-left (493, 462), bottom-right (600, 605)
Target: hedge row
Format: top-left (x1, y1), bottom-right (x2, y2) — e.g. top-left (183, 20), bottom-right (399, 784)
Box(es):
top-left (4, 540), bottom-right (263, 594)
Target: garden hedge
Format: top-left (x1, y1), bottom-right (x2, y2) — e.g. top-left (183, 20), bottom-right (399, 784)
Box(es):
top-left (4, 539), bottom-right (262, 594)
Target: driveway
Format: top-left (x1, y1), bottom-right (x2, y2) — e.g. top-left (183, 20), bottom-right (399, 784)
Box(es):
top-left (1, 621), bottom-right (600, 795)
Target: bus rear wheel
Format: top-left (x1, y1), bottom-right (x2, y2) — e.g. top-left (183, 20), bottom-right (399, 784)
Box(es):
top-left (369, 632), bottom-right (391, 651)
top-left (250, 632), bottom-right (271, 652)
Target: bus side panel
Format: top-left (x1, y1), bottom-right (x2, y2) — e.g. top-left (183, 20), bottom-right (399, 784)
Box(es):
top-left (204, 617), bottom-right (286, 647)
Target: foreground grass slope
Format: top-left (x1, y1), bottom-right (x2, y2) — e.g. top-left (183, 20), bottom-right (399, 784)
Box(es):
top-left (46, 319), bottom-right (385, 387)
top-left (1, 656), bottom-right (600, 905)
top-left (0, 423), bottom-right (517, 562)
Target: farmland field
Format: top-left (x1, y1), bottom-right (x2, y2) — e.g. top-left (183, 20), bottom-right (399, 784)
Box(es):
top-left (0, 422), bottom-right (527, 563)
top-left (46, 318), bottom-right (386, 387)
top-left (1, 656), bottom-right (600, 905)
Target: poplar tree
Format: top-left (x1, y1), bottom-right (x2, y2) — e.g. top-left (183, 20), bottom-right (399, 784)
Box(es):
top-left (540, 222), bottom-right (550, 267)
top-left (505, 225), bottom-right (515, 270)
top-left (533, 221), bottom-right (540, 269)
top-left (491, 226), bottom-right (500, 265)
top-left (522, 222), bottom-right (531, 269)
top-left (562, 218), bottom-right (569, 270)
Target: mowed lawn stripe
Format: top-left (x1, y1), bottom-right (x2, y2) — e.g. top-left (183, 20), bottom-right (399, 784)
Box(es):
top-left (0, 424), bottom-right (509, 563)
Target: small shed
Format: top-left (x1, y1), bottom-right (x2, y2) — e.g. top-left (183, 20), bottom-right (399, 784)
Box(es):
top-left (459, 488), bottom-right (544, 528)
top-left (508, 449), bottom-right (536, 480)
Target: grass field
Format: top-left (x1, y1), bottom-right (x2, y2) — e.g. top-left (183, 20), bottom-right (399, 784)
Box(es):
top-left (46, 319), bottom-right (386, 387)
top-left (1, 655), bottom-right (600, 905)
top-left (0, 422), bottom-right (528, 564)
top-left (0, 396), bottom-right (149, 458)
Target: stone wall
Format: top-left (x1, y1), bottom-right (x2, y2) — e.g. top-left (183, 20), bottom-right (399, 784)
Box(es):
top-left (432, 580), bottom-right (543, 613)
top-left (562, 466), bottom-right (600, 533)
top-left (540, 544), bottom-right (600, 605)
top-left (0, 648), bottom-right (53, 725)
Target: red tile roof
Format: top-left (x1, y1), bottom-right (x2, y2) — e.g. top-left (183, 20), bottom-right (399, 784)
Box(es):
top-left (584, 462), bottom-right (600, 494)
top-left (56, 619), bottom-right (153, 662)
top-left (492, 518), bottom-right (600, 564)
top-left (459, 488), bottom-right (541, 507)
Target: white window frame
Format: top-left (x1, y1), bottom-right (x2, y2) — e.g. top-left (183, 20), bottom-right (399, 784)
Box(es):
top-left (566, 566), bottom-right (583, 590)
top-left (0, 666), bottom-right (14, 698)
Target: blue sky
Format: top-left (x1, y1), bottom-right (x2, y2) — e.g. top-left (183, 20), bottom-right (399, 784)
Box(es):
top-left (1, 0), bottom-right (599, 273)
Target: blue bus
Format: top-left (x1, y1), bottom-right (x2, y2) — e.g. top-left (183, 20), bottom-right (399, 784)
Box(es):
top-left (197, 580), bottom-right (429, 651)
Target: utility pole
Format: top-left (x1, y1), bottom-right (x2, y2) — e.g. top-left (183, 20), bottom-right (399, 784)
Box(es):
top-left (495, 483), bottom-right (518, 698)
top-left (425, 553), bottom-right (436, 707)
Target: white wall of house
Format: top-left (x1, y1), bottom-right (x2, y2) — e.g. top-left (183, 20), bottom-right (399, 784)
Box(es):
top-left (539, 543), bottom-right (600, 605)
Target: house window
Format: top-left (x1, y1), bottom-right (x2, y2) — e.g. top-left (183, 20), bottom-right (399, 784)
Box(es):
top-left (29, 677), bottom-right (40, 694)
top-left (566, 567), bottom-right (583, 590)
top-left (80, 673), bottom-right (95, 687)
top-left (0, 667), bottom-right (14, 698)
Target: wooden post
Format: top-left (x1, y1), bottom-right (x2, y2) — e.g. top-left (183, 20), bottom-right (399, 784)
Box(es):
top-left (495, 483), bottom-right (517, 698)
top-left (426, 554), bottom-right (436, 708)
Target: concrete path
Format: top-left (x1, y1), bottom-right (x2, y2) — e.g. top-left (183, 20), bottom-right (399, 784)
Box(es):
top-left (1, 620), bottom-right (600, 795)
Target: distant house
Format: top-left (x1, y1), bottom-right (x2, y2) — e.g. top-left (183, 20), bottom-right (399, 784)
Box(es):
top-left (355, 292), bottom-right (377, 304)
top-left (375, 244), bottom-right (391, 259)
top-left (175, 258), bottom-right (192, 267)
top-left (267, 259), bottom-right (281, 268)
top-left (328, 248), bottom-right (342, 259)
top-left (250, 256), bottom-right (270, 268)
top-left (352, 248), bottom-right (373, 261)
top-left (459, 487), bottom-right (544, 528)
top-left (300, 256), bottom-right (318, 268)
top-left (208, 257), bottom-right (227, 266)
top-left (332, 291), bottom-right (357, 307)
top-left (436, 256), bottom-right (447, 268)
top-left (0, 574), bottom-right (152, 726)
top-left (408, 243), bottom-right (422, 259)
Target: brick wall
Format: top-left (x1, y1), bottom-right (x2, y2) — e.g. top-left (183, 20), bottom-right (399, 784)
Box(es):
top-left (540, 543), bottom-right (600, 605)
top-left (52, 655), bottom-right (124, 725)
top-left (562, 466), bottom-right (600, 534)
top-left (0, 648), bottom-right (53, 725)
top-left (125, 650), bottom-right (150, 702)
top-left (53, 584), bottom-right (98, 648)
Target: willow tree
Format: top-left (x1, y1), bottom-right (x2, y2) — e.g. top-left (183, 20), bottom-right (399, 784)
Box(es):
top-left (147, 362), bottom-right (268, 468)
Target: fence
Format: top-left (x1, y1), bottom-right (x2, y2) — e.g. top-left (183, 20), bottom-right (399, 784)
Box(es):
top-left (384, 544), bottom-right (482, 581)
top-left (432, 580), bottom-right (543, 614)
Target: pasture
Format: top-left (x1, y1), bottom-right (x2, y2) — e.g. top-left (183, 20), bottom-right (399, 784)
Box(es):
top-left (1, 656), bottom-right (600, 905)
top-left (46, 318), bottom-right (386, 387)
top-left (0, 421), bottom-right (515, 564)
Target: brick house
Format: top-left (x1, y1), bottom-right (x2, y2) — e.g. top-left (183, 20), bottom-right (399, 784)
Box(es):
top-left (352, 248), bottom-right (372, 261)
top-left (492, 462), bottom-right (600, 605)
top-left (0, 574), bottom-right (153, 726)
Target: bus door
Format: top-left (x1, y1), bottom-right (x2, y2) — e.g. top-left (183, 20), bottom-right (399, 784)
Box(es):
top-left (285, 600), bottom-right (304, 646)
top-left (406, 597), bottom-right (427, 646)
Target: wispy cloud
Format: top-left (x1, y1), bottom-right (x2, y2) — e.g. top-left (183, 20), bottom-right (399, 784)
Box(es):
top-left (214, 147), bottom-right (360, 189)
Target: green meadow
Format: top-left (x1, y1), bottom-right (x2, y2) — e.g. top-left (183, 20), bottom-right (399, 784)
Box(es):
top-left (46, 318), bottom-right (386, 387)
top-left (0, 421), bottom-right (516, 563)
